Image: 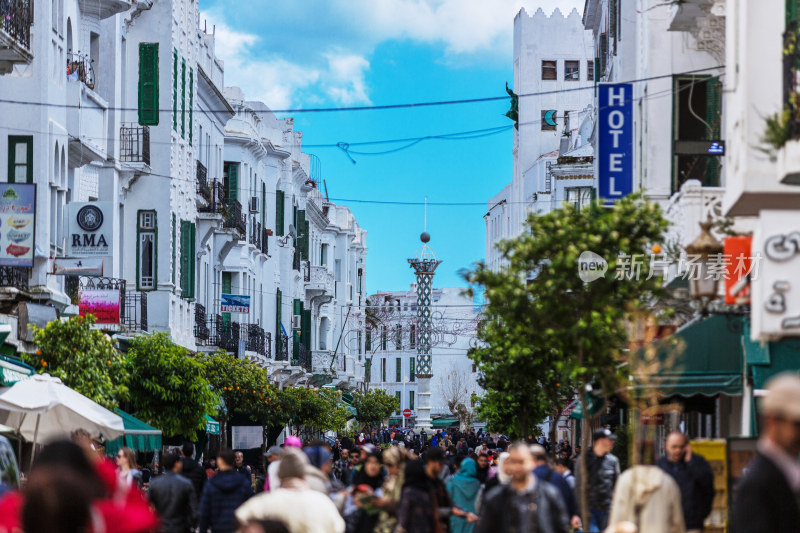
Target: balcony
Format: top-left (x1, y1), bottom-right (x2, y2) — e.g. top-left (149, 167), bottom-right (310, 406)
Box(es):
top-left (121, 290), bottom-right (147, 333)
top-left (294, 342), bottom-right (312, 372)
top-left (0, 266), bottom-right (29, 292)
top-left (246, 323), bottom-right (267, 356)
top-left (249, 219), bottom-right (262, 250)
top-left (78, 0), bottom-right (133, 20)
top-left (261, 228), bottom-right (269, 256)
top-left (64, 276), bottom-right (146, 332)
top-left (196, 161), bottom-right (210, 203)
top-left (306, 265), bottom-right (334, 297)
top-left (223, 199), bottom-right (246, 235)
top-left (198, 180), bottom-right (225, 214)
top-left (120, 124), bottom-right (150, 166)
top-left (0, 0), bottom-right (33, 73)
top-left (275, 333), bottom-right (289, 361)
top-left (67, 65), bottom-right (108, 166)
top-left (194, 304), bottom-right (210, 341)
top-left (67, 51), bottom-right (95, 90)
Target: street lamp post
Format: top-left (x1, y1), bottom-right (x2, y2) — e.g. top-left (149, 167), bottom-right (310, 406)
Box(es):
top-left (402, 376), bottom-right (409, 429)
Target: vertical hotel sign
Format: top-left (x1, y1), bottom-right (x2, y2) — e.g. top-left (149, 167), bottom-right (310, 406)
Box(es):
top-left (598, 83), bottom-right (634, 203)
top-left (0, 184), bottom-right (35, 267)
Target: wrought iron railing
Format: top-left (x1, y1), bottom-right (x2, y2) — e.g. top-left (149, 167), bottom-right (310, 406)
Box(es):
top-left (196, 161), bottom-right (210, 202)
top-left (122, 290), bottom-right (147, 332)
top-left (275, 333), bottom-right (289, 361)
top-left (67, 51), bottom-right (95, 89)
top-left (303, 261), bottom-right (310, 282)
top-left (297, 342), bottom-right (312, 372)
top-left (120, 124), bottom-right (150, 165)
top-left (0, 0), bottom-right (33, 51)
top-left (198, 180), bottom-right (225, 213)
top-left (250, 220), bottom-right (262, 249)
top-left (223, 199), bottom-right (247, 234)
top-left (194, 304), bottom-right (209, 341)
top-left (246, 324), bottom-right (266, 355)
top-left (785, 20), bottom-right (800, 139)
top-left (261, 229), bottom-right (269, 255)
top-left (0, 266), bottom-right (29, 291)
top-left (64, 276), bottom-right (146, 330)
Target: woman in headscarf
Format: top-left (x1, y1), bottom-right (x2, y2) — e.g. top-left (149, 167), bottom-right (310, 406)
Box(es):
top-left (396, 459), bottom-right (438, 533)
top-left (374, 447), bottom-right (408, 533)
top-left (348, 453), bottom-right (386, 533)
top-left (446, 458), bottom-right (482, 533)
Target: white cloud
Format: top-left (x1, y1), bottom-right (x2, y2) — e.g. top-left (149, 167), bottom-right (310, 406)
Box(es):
top-left (324, 52), bottom-right (371, 105)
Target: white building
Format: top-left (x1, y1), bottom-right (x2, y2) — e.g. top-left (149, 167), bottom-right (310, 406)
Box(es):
top-left (365, 286), bottom-right (480, 428)
top-left (486, 7), bottom-right (595, 270)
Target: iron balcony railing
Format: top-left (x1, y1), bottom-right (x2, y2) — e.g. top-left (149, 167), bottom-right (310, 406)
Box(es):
top-left (0, 266), bottom-right (29, 291)
top-left (194, 303), bottom-right (210, 341)
top-left (122, 290), bottom-right (147, 332)
top-left (196, 161), bottom-right (210, 202)
top-left (195, 314), bottom-right (269, 357)
top-left (0, 0), bottom-right (33, 51)
top-left (261, 228), bottom-right (269, 255)
top-left (120, 124), bottom-right (150, 165)
top-left (246, 323), bottom-right (266, 356)
top-left (785, 20), bottom-right (800, 139)
top-left (67, 51), bottom-right (96, 90)
top-left (198, 180), bottom-right (225, 214)
top-left (297, 342), bottom-right (312, 372)
top-left (275, 333), bottom-right (289, 361)
top-left (223, 199), bottom-right (247, 234)
top-left (63, 276), bottom-right (146, 332)
top-left (250, 219), bottom-right (262, 249)
top-left (303, 261), bottom-right (310, 282)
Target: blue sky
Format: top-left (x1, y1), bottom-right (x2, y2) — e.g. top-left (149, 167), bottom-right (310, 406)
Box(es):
top-left (201, 0), bottom-right (583, 294)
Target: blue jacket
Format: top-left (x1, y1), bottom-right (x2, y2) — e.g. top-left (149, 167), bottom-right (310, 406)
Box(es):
top-left (534, 465), bottom-right (578, 518)
top-left (657, 454), bottom-right (714, 529)
top-left (197, 470), bottom-right (253, 533)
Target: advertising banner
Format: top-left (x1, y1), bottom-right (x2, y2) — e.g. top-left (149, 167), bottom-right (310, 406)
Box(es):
top-left (67, 202), bottom-right (113, 257)
top-left (598, 83), bottom-right (634, 203)
top-left (79, 289), bottom-right (121, 324)
top-left (0, 183), bottom-right (35, 267)
top-left (221, 293), bottom-right (250, 314)
top-left (53, 257), bottom-right (104, 276)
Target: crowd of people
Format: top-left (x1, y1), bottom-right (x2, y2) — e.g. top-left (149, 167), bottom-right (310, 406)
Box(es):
top-left (2, 372), bottom-right (800, 533)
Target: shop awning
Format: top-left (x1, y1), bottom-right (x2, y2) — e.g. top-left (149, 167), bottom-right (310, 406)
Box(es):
top-left (104, 409), bottom-right (162, 456)
top-left (0, 356), bottom-right (34, 387)
top-left (431, 418), bottom-right (459, 428)
top-left (205, 414), bottom-right (220, 435)
top-left (632, 315), bottom-right (744, 398)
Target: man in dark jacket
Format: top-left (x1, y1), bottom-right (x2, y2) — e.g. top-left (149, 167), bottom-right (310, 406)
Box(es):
top-left (180, 442), bottom-right (206, 500)
top-left (197, 449), bottom-right (252, 533)
top-left (732, 373), bottom-right (800, 533)
top-left (574, 428), bottom-right (620, 532)
top-left (478, 443), bottom-right (570, 533)
top-left (656, 431), bottom-right (714, 532)
top-left (531, 445), bottom-right (581, 529)
top-left (149, 453), bottom-right (197, 533)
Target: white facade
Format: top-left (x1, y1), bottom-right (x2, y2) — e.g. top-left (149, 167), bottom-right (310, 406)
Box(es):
top-left (365, 287), bottom-right (480, 425)
top-left (486, 7), bottom-right (594, 267)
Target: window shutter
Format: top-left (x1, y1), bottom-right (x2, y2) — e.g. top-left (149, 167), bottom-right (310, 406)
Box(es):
top-left (172, 49), bottom-right (177, 130)
top-left (171, 214), bottom-right (176, 287)
top-left (276, 190), bottom-right (285, 236)
top-left (261, 183), bottom-right (266, 227)
top-left (409, 357), bottom-right (415, 381)
top-left (599, 34), bottom-right (608, 76)
top-left (276, 288), bottom-right (282, 352)
top-left (180, 59), bottom-right (186, 138)
top-left (225, 163), bottom-right (238, 203)
top-left (296, 210), bottom-right (306, 259)
top-left (221, 272), bottom-right (232, 325)
top-left (180, 220), bottom-right (191, 296)
top-left (609, 0), bottom-right (617, 54)
top-left (189, 68), bottom-right (194, 145)
top-left (705, 77), bottom-right (723, 187)
top-left (788, 0), bottom-right (800, 25)
top-left (8, 136), bottom-right (33, 184)
top-left (302, 309), bottom-right (311, 347)
top-left (138, 44), bottom-right (159, 125)
top-left (396, 358), bottom-right (401, 382)
top-left (303, 217), bottom-right (310, 260)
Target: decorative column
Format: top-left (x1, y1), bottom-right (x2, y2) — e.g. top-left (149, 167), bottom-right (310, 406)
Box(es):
top-left (408, 231), bottom-right (441, 431)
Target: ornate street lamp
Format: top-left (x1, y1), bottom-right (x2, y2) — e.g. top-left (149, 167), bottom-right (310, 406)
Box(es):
top-left (684, 217), bottom-right (724, 300)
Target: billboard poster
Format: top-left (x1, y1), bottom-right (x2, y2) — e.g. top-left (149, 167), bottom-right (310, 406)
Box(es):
top-left (221, 293), bottom-right (250, 314)
top-left (79, 289), bottom-right (121, 324)
top-left (0, 183), bottom-right (35, 267)
top-left (598, 83), bottom-right (634, 203)
top-left (67, 202), bottom-right (113, 257)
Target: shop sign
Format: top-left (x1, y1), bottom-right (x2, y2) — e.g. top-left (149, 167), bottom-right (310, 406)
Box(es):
top-left (67, 202), bottom-right (112, 257)
top-left (0, 184), bottom-right (35, 267)
top-left (598, 83), bottom-right (633, 203)
top-left (79, 289), bottom-right (120, 324)
top-left (221, 294), bottom-right (250, 314)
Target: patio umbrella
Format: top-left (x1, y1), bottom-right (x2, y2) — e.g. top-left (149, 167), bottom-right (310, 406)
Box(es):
top-left (0, 374), bottom-right (125, 467)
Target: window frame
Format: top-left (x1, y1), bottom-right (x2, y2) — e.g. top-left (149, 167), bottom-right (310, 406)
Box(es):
top-left (541, 60), bottom-right (557, 80)
top-left (564, 60), bottom-right (580, 81)
top-left (137, 210), bottom-right (157, 291)
top-left (8, 135), bottom-right (33, 184)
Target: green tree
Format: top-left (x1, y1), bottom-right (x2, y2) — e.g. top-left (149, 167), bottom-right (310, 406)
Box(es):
top-left (28, 315), bottom-right (128, 410)
top-left (353, 389), bottom-right (399, 431)
top-left (124, 332), bottom-right (216, 439)
top-left (200, 351), bottom-right (272, 448)
top-left (283, 387), bottom-right (350, 436)
top-left (466, 194), bottom-right (667, 525)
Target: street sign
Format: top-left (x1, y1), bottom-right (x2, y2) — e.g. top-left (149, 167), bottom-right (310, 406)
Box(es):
top-left (598, 83), bottom-right (634, 203)
top-left (403, 408), bottom-right (412, 418)
top-left (221, 293), bottom-right (250, 314)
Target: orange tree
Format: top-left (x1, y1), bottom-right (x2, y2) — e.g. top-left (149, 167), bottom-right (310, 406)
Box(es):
top-left (27, 315), bottom-right (128, 411)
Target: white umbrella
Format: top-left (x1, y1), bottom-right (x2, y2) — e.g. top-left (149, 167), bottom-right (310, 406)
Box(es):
top-left (0, 374), bottom-right (125, 466)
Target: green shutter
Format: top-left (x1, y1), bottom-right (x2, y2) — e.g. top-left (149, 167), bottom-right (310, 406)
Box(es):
top-left (8, 136), bottom-right (33, 184)
top-left (276, 190), bottom-right (285, 236)
top-left (705, 77), bottom-right (722, 187)
top-left (409, 391), bottom-right (415, 411)
top-left (180, 220), bottom-right (195, 299)
top-left (599, 34), bottom-right (608, 76)
top-left (189, 68), bottom-right (194, 146)
top-left (410, 357), bottom-right (415, 381)
top-left (261, 183), bottom-right (266, 227)
top-left (173, 49), bottom-right (177, 130)
top-left (302, 309), bottom-right (311, 348)
top-left (609, 0), bottom-right (617, 53)
top-left (171, 214), bottom-right (176, 287)
top-left (224, 163), bottom-right (238, 203)
top-left (296, 210), bottom-right (306, 259)
top-left (396, 358), bottom-right (401, 382)
top-left (276, 289), bottom-right (282, 355)
top-left (788, 0), bottom-right (800, 25)
top-left (138, 44), bottom-right (159, 125)
top-left (180, 58), bottom-right (186, 138)
top-left (365, 329), bottom-right (372, 351)
top-left (221, 272), bottom-right (232, 325)
top-left (395, 391), bottom-right (401, 413)
top-left (365, 359), bottom-right (372, 382)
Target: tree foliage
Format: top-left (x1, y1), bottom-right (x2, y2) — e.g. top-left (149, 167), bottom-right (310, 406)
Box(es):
top-left (28, 315), bottom-right (128, 411)
top-left (283, 387), bottom-right (350, 435)
top-left (124, 332), bottom-right (217, 440)
top-left (353, 388), bottom-right (399, 429)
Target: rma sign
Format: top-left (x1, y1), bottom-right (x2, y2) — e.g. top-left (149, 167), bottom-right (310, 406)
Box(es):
top-left (598, 83), bottom-right (633, 203)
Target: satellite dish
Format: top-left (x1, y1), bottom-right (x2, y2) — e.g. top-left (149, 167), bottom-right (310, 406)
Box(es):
top-left (544, 110), bottom-right (558, 127)
top-left (578, 115), bottom-right (594, 144)
top-left (288, 224), bottom-right (297, 239)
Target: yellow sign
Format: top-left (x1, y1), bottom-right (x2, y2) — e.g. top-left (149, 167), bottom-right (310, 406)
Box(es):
top-left (691, 439), bottom-right (727, 533)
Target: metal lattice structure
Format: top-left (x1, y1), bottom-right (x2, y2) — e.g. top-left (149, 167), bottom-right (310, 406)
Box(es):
top-left (408, 234), bottom-right (441, 377)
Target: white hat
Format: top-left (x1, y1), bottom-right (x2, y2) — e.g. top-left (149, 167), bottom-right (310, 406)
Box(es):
top-left (761, 373), bottom-right (800, 421)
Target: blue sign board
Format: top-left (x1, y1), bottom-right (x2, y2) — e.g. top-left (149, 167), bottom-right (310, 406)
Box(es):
top-left (221, 293), bottom-right (250, 314)
top-left (598, 83), bottom-right (634, 203)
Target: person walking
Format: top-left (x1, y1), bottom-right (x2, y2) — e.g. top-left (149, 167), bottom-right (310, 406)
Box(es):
top-left (234, 451), bottom-right (254, 490)
top-left (530, 445), bottom-right (580, 529)
top-left (263, 447), bottom-right (284, 492)
top-left (149, 453), bottom-right (198, 533)
top-left (477, 443), bottom-right (570, 533)
top-left (446, 457), bottom-right (482, 533)
top-left (574, 428), bottom-right (620, 532)
top-left (374, 446), bottom-right (408, 533)
top-left (607, 464), bottom-right (685, 533)
top-left (116, 447), bottom-right (143, 491)
top-left (731, 373), bottom-right (800, 533)
top-left (554, 459), bottom-right (575, 489)
top-left (656, 432), bottom-right (714, 533)
top-left (235, 448), bottom-right (345, 533)
top-left (180, 442), bottom-right (207, 501)
top-left (197, 449), bottom-right (253, 533)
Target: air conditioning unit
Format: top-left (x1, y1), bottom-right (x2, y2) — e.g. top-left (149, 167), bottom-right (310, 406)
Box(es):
top-left (249, 196), bottom-right (259, 213)
top-left (292, 314), bottom-right (302, 329)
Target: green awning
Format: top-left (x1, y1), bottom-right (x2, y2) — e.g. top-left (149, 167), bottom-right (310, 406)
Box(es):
top-left (431, 418), bottom-right (459, 428)
top-left (570, 392), bottom-right (605, 420)
top-left (632, 315), bottom-right (744, 398)
top-left (205, 414), bottom-right (220, 435)
top-left (0, 355), bottom-right (34, 386)
top-left (105, 409), bottom-right (162, 456)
